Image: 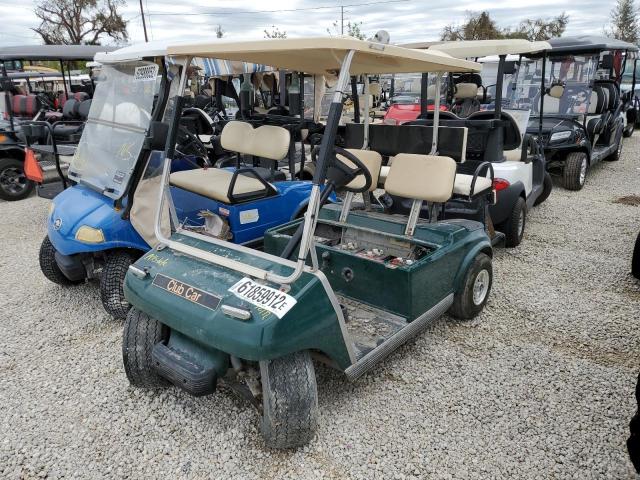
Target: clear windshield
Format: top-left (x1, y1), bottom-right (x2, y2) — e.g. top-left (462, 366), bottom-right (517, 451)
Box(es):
top-left (68, 60), bottom-right (160, 199)
top-left (508, 54), bottom-right (599, 117)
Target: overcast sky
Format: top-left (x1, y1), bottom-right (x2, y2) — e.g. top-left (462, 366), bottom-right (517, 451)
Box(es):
top-left (0, 0), bottom-right (619, 47)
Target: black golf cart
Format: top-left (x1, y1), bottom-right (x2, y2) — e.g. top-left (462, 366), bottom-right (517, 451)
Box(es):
top-left (524, 36), bottom-right (638, 190)
top-left (0, 45), bottom-right (112, 200)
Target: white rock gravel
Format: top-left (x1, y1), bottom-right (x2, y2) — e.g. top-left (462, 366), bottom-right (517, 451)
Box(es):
top-left (1, 136), bottom-right (639, 479)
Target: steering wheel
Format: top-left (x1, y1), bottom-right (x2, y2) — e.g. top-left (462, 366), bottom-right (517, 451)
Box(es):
top-left (176, 126), bottom-right (209, 159)
top-left (311, 145), bottom-right (372, 193)
top-left (36, 93), bottom-right (55, 110)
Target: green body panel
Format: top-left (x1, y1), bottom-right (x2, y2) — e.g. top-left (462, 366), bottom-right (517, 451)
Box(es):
top-left (124, 233), bottom-right (354, 369)
top-left (264, 205), bottom-right (491, 320)
top-left (125, 205), bottom-right (491, 373)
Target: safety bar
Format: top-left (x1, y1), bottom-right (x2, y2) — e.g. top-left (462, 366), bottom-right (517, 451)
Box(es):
top-left (468, 161), bottom-right (494, 198)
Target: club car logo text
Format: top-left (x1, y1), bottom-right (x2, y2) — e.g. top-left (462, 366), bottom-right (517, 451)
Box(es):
top-left (152, 274), bottom-right (221, 310)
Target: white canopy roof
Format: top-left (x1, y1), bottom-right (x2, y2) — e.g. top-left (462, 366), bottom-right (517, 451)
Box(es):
top-left (94, 40), bottom-right (170, 63)
top-left (167, 37), bottom-right (480, 75)
top-left (428, 39), bottom-right (551, 59)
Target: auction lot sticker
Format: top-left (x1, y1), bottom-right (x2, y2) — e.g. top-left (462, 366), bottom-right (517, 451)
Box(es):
top-left (228, 277), bottom-right (297, 319)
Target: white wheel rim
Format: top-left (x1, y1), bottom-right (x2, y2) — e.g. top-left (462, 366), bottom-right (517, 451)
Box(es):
top-left (579, 158), bottom-right (587, 185)
top-left (472, 270), bottom-right (490, 306)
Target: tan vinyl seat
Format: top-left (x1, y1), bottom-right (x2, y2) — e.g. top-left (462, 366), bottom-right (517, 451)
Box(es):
top-left (170, 168), bottom-right (268, 203)
top-left (503, 148), bottom-right (523, 162)
top-left (378, 165), bottom-right (390, 186)
top-left (454, 83), bottom-right (479, 100)
top-left (453, 174), bottom-right (493, 196)
top-left (339, 149), bottom-right (383, 192)
top-left (169, 121), bottom-right (289, 203)
top-left (385, 154), bottom-right (456, 203)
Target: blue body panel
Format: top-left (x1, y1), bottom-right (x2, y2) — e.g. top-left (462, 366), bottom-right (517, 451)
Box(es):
top-left (48, 184), bottom-right (149, 256)
top-left (172, 180), bottom-right (314, 244)
top-left (47, 174), bottom-right (326, 256)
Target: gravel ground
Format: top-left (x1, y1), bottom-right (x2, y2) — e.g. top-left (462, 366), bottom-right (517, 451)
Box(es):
top-left (1, 136), bottom-right (639, 479)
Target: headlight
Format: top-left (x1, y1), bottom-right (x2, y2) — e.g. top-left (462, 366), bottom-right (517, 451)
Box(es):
top-left (48, 202), bottom-right (55, 217)
top-left (549, 131), bottom-right (572, 142)
top-left (75, 226), bottom-right (105, 243)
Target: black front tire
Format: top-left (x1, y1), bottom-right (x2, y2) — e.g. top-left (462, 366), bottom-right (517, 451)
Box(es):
top-left (100, 250), bottom-right (137, 319)
top-left (39, 236), bottom-right (80, 285)
top-left (623, 123), bottom-right (634, 138)
top-left (0, 157), bottom-right (35, 201)
top-left (632, 232), bottom-right (640, 280)
top-left (500, 196), bottom-right (526, 248)
top-left (563, 152), bottom-right (588, 191)
top-left (260, 351), bottom-right (318, 449)
top-left (533, 172), bottom-right (553, 206)
top-left (122, 308), bottom-right (169, 388)
top-left (449, 253), bottom-right (493, 320)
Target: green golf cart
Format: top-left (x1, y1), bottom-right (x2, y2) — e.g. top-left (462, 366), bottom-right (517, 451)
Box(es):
top-left (122, 37), bottom-right (493, 448)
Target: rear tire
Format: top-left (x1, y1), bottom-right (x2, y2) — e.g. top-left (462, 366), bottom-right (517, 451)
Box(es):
top-left (260, 351), bottom-right (318, 449)
top-left (533, 172), bottom-right (553, 206)
top-left (39, 236), bottom-right (80, 285)
top-left (100, 250), bottom-right (137, 319)
top-left (623, 124), bottom-right (634, 138)
top-left (0, 157), bottom-right (34, 201)
top-left (449, 253), bottom-right (493, 320)
top-left (501, 196), bottom-right (526, 248)
top-left (563, 152), bottom-right (588, 191)
top-left (605, 131), bottom-right (623, 161)
top-left (632, 232), bottom-right (640, 280)
top-left (122, 308), bottom-right (169, 388)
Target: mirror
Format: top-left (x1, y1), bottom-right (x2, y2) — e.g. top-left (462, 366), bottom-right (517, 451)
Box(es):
top-left (601, 54), bottom-right (614, 70)
top-left (503, 61), bottom-right (517, 75)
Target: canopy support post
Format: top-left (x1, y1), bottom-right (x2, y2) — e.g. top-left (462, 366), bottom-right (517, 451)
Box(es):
top-left (430, 73), bottom-right (442, 155)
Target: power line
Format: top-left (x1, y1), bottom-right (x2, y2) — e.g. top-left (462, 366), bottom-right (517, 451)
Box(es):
top-left (147, 0), bottom-right (411, 17)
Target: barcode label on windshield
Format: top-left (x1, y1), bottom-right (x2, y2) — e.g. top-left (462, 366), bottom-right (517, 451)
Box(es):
top-left (134, 65), bottom-right (158, 82)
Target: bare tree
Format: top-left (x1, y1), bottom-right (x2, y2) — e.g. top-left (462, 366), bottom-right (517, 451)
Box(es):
top-left (32, 0), bottom-right (128, 45)
top-left (327, 20), bottom-right (366, 40)
top-left (441, 11), bottom-right (503, 41)
top-left (264, 26), bottom-right (287, 39)
top-left (607, 0), bottom-right (639, 44)
top-left (505, 13), bottom-right (569, 40)
top-left (215, 24), bottom-right (224, 39)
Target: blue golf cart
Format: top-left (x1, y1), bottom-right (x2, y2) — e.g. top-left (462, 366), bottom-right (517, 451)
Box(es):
top-left (40, 43), bottom-right (326, 319)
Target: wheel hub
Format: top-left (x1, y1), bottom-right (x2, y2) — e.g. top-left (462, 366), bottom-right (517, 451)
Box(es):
top-left (579, 158), bottom-right (587, 186)
top-left (472, 270), bottom-right (490, 306)
top-left (0, 167), bottom-right (27, 194)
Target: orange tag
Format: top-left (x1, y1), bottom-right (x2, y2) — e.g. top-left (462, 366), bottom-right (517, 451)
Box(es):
top-left (24, 148), bottom-right (44, 183)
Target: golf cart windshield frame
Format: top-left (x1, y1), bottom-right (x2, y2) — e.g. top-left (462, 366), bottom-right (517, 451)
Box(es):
top-left (67, 59), bottom-right (167, 199)
top-left (153, 39), bottom-right (480, 286)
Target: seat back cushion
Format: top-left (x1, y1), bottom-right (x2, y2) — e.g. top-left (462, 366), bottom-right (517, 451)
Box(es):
top-left (339, 149), bottom-right (383, 192)
top-left (455, 83), bottom-right (479, 100)
top-left (77, 99), bottom-right (92, 120)
top-left (11, 94), bottom-right (41, 117)
top-left (221, 120), bottom-right (290, 161)
top-left (384, 154), bottom-right (456, 203)
top-left (62, 98), bottom-right (78, 118)
top-left (344, 123), bottom-right (468, 162)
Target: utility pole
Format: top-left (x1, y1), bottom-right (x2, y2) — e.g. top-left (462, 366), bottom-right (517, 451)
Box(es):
top-left (341, 5), bottom-right (344, 35)
top-left (139, 0), bottom-right (149, 42)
